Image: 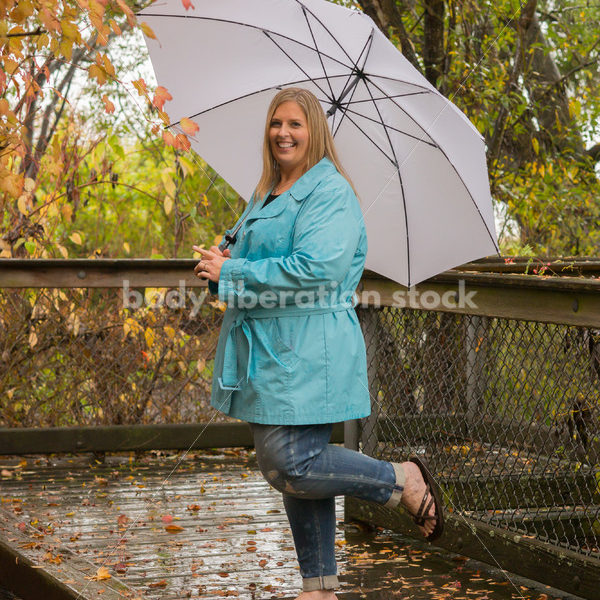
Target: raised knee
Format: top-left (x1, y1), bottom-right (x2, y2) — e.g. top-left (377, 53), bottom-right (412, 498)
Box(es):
top-left (260, 463), bottom-right (296, 492)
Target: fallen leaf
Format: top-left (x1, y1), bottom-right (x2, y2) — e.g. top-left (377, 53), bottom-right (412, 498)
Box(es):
top-left (161, 514), bottom-right (174, 524)
top-left (92, 566), bottom-right (111, 581)
top-left (165, 524), bottom-right (184, 533)
top-left (148, 580), bottom-right (168, 588)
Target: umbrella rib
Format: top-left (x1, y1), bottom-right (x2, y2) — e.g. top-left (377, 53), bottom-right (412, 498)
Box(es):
top-left (362, 81), bottom-right (412, 287)
top-left (336, 111), bottom-right (397, 167)
top-left (138, 12), bottom-right (355, 72)
top-left (262, 31), bottom-right (333, 101)
top-left (343, 91), bottom-right (430, 105)
top-left (341, 106), bottom-right (437, 148)
top-left (294, 0), bottom-right (356, 65)
top-left (367, 77), bottom-right (500, 254)
top-left (332, 74), bottom-right (363, 138)
top-left (331, 31), bottom-right (375, 135)
top-left (169, 75), bottom-right (352, 127)
top-left (301, 5), bottom-right (334, 100)
top-left (366, 73), bottom-right (435, 95)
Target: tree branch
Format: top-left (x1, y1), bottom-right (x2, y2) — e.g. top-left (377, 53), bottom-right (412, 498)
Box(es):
top-left (423, 0), bottom-right (445, 88)
top-left (359, 0), bottom-right (422, 73)
top-left (488, 0), bottom-right (538, 165)
top-left (586, 143), bottom-right (600, 163)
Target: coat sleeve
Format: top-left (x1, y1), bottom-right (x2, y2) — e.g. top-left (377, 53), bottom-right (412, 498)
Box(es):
top-left (207, 194), bottom-right (258, 297)
top-left (217, 180), bottom-right (362, 305)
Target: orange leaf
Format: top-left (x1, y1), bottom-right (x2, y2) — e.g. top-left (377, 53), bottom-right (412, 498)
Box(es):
top-left (182, 0), bottom-right (195, 9)
top-left (180, 117), bottom-right (199, 136)
top-left (175, 133), bottom-right (191, 151)
top-left (162, 130), bottom-right (176, 147)
top-left (148, 580), bottom-right (168, 588)
top-left (89, 64), bottom-right (106, 85)
top-left (115, 0), bottom-right (136, 27)
top-left (140, 22), bottom-right (156, 40)
top-left (93, 566), bottom-right (111, 581)
top-left (152, 85), bottom-right (172, 110)
top-left (132, 78), bottom-right (147, 97)
top-left (101, 94), bottom-right (115, 114)
top-left (165, 524), bottom-right (184, 533)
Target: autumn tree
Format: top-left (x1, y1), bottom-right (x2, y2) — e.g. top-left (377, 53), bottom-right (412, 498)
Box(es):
top-left (359, 0), bottom-right (600, 255)
top-left (1, 0), bottom-right (233, 259)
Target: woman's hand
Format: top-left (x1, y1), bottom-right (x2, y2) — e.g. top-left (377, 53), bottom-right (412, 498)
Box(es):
top-left (193, 245), bottom-right (231, 282)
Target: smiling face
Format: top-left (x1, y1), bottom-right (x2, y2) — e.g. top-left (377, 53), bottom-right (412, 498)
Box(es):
top-left (269, 101), bottom-right (310, 180)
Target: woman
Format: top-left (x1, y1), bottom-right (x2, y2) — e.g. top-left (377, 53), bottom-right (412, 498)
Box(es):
top-left (193, 88), bottom-right (443, 600)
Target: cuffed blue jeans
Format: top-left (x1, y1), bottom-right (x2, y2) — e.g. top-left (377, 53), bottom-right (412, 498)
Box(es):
top-left (250, 423), bottom-right (405, 592)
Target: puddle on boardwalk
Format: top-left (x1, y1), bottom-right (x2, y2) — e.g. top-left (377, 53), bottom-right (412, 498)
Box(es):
top-left (332, 526), bottom-right (571, 600)
top-left (0, 450), bottom-right (580, 600)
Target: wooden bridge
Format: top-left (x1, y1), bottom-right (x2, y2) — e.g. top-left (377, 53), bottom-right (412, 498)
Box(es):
top-left (1, 259), bottom-right (600, 599)
top-left (0, 441), bottom-right (574, 600)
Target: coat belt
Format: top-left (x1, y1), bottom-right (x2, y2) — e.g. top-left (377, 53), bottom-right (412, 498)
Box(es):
top-left (217, 302), bottom-right (354, 391)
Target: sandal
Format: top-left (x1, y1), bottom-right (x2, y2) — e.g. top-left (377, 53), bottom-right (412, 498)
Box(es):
top-left (406, 457), bottom-right (444, 542)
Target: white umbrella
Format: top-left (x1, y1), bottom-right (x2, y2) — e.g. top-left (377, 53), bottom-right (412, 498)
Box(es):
top-left (139, 0), bottom-right (499, 287)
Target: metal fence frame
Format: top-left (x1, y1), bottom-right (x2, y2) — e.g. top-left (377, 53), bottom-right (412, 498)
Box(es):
top-left (1, 259), bottom-right (600, 598)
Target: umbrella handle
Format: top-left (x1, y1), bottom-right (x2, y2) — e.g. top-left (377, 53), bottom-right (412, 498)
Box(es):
top-left (219, 219), bottom-right (245, 251)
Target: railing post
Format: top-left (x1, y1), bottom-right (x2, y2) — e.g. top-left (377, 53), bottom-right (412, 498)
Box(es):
top-left (465, 315), bottom-right (488, 421)
top-left (358, 307), bottom-right (379, 456)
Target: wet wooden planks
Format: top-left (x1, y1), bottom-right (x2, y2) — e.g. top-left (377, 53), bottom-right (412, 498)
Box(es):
top-left (0, 451), bottom-right (574, 600)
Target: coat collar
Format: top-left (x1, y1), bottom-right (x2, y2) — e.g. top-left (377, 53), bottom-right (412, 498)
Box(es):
top-left (289, 157), bottom-right (337, 202)
top-left (244, 157), bottom-right (338, 223)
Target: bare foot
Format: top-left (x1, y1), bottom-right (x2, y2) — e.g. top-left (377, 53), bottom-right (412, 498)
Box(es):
top-left (399, 461), bottom-right (437, 538)
top-left (295, 591), bottom-right (337, 600)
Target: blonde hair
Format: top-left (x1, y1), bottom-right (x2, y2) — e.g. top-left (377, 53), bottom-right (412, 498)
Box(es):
top-left (255, 87), bottom-right (355, 200)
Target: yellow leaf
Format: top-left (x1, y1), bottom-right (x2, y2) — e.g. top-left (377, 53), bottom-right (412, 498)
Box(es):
top-left (531, 138), bottom-right (539, 155)
top-left (164, 326), bottom-right (176, 340)
top-left (164, 196), bottom-right (173, 216)
top-left (29, 331), bottom-right (38, 348)
top-left (57, 244), bottom-right (68, 259)
top-left (140, 22), bottom-right (156, 39)
top-left (59, 38), bottom-right (73, 61)
top-left (89, 64), bottom-right (106, 85)
top-left (69, 232), bottom-right (82, 245)
top-left (144, 327), bottom-right (155, 348)
top-left (109, 19), bottom-right (121, 35)
top-left (24, 178), bottom-right (35, 192)
top-left (161, 171), bottom-right (176, 198)
top-left (178, 156), bottom-right (195, 177)
top-left (196, 359), bottom-right (206, 373)
top-left (123, 242), bottom-right (130, 253)
top-left (94, 566), bottom-right (111, 581)
top-left (17, 195), bottom-right (29, 215)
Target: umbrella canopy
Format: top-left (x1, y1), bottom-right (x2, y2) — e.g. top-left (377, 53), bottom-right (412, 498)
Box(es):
top-left (139, 0), bottom-right (499, 287)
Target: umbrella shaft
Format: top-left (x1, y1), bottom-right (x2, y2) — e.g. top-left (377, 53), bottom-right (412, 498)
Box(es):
top-left (327, 72), bottom-right (362, 117)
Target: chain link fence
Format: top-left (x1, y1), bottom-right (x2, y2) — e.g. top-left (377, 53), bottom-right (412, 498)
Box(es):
top-left (1, 262), bottom-right (599, 572)
top-left (357, 305), bottom-right (600, 560)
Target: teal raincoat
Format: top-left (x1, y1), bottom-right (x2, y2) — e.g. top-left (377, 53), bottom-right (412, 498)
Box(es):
top-left (210, 158), bottom-right (370, 425)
